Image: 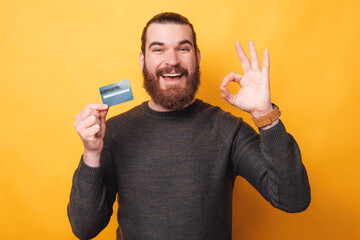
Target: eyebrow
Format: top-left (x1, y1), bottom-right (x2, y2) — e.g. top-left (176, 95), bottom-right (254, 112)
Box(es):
top-left (148, 41), bottom-right (164, 49)
top-left (148, 40), bottom-right (193, 50)
top-left (179, 40), bottom-right (193, 46)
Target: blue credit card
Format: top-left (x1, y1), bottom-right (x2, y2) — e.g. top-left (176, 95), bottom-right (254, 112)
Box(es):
top-left (99, 80), bottom-right (134, 107)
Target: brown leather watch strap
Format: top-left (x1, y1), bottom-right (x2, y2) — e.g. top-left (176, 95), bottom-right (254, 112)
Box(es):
top-left (253, 103), bottom-right (281, 128)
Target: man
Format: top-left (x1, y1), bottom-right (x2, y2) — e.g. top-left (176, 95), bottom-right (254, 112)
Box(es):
top-left (68, 12), bottom-right (310, 240)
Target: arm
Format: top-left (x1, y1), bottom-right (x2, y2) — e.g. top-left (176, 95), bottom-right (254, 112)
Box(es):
top-left (221, 41), bottom-right (310, 212)
top-left (232, 120), bottom-right (310, 212)
top-left (67, 104), bottom-right (117, 239)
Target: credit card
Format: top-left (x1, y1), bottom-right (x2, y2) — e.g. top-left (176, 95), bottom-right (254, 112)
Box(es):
top-left (99, 80), bottom-right (134, 107)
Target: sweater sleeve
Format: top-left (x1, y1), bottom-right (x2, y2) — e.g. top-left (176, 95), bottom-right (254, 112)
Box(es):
top-left (67, 134), bottom-right (117, 239)
top-left (231, 120), bottom-right (311, 213)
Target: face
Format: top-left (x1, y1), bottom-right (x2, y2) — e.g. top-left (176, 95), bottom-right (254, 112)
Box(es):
top-left (140, 23), bottom-right (201, 110)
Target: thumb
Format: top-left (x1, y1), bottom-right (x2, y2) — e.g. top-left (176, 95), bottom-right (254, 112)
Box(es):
top-left (99, 108), bottom-right (108, 123)
top-left (98, 108), bottom-right (108, 137)
top-left (220, 85), bottom-right (234, 104)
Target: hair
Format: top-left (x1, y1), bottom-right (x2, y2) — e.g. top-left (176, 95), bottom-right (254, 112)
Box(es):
top-left (141, 12), bottom-right (198, 56)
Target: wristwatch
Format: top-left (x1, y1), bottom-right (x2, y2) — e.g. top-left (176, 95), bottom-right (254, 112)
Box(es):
top-left (253, 103), bottom-right (281, 128)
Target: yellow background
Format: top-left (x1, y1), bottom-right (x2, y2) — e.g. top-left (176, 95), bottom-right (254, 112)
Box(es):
top-left (1, 0), bottom-right (359, 239)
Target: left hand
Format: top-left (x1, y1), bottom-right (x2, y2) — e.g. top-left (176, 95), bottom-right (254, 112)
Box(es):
top-left (220, 41), bottom-right (273, 119)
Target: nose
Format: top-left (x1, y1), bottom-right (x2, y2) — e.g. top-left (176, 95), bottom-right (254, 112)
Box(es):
top-left (165, 50), bottom-right (179, 66)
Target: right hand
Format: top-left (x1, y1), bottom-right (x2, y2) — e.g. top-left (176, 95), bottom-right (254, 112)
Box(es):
top-left (74, 104), bottom-right (109, 167)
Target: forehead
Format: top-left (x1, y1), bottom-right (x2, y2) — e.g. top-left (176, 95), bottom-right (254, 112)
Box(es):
top-left (145, 23), bottom-right (193, 47)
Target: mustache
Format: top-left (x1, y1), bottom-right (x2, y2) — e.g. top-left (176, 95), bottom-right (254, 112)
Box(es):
top-left (156, 66), bottom-right (189, 77)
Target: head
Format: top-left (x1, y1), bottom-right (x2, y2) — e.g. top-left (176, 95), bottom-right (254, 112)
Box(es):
top-left (141, 12), bottom-right (198, 58)
top-left (139, 12), bottom-right (201, 110)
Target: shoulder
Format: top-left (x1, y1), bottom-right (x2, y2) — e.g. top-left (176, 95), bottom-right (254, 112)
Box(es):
top-left (107, 103), bottom-right (144, 123)
top-left (193, 100), bottom-right (247, 139)
top-left (196, 99), bottom-right (244, 125)
top-left (104, 102), bottom-right (147, 138)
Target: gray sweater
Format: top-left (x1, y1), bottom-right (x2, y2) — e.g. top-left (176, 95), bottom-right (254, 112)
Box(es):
top-left (68, 99), bottom-right (310, 240)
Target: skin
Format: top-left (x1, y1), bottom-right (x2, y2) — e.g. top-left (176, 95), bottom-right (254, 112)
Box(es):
top-left (74, 23), bottom-right (277, 167)
top-left (74, 104), bottom-right (108, 167)
top-left (139, 23), bottom-right (201, 112)
top-left (220, 40), bottom-right (278, 130)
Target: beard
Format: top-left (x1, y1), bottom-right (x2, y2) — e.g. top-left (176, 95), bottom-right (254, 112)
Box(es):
top-left (142, 61), bottom-right (200, 111)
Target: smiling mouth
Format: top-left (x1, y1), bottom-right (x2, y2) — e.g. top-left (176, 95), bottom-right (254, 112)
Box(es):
top-left (162, 73), bottom-right (183, 80)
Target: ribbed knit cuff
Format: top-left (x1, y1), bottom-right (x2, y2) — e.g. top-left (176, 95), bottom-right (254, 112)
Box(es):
top-left (77, 156), bottom-right (103, 185)
top-left (259, 120), bottom-right (290, 147)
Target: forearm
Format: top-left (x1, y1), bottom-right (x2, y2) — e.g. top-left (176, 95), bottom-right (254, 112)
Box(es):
top-left (233, 120), bottom-right (310, 213)
top-left (258, 121), bottom-right (311, 212)
top-left (67, 157), bottom-right (114, 239)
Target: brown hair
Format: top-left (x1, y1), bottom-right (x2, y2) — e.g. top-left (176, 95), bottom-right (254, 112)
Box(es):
top-left (141, 12), bottom-right (198, 56)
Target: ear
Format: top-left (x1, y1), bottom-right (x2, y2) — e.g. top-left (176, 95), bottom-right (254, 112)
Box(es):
top-left (139, 51), bottom-right (144, 71)
top-left (196, 48), bottom-right (201, 65)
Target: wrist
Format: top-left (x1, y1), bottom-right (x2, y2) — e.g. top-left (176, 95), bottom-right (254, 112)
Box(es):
top-left (259, 119), bottom-right (279, 130)
top-left (250, 104), bottom-right (273, 119)
top-left (252, 103), bottom-right (281, 129)
top-left (83, 149), bottom-right (101, 167)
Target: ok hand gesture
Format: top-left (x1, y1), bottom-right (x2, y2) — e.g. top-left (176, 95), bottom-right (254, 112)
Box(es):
top-left (220, 41), bottom-right (273, 119)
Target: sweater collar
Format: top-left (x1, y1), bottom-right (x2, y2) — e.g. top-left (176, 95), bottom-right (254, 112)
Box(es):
top-left (141, 99), bottom-right (202, 118)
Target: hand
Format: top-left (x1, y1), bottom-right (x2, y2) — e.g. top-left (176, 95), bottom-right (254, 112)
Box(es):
top-left (74, 104), bottom-right (108, 167)
top-left (220, 41), bottom-right (273, 119)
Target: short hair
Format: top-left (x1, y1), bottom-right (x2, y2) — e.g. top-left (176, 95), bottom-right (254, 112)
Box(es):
top-left (141, 12), bottom-right (198, 55)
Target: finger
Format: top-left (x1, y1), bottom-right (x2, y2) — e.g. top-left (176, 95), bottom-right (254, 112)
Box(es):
top-left (220, 85), bottom-right (233, 103)
top-left (75, 104), bottom-right (108, 120)
top-left (74, 111), bottom-right (98, 131)
top-left (77, 108), bottom-right (100, 122)
top-left (88, 103), bottom-right (108, 111)
top-left (248, 41), bottom-right (261, 71)
top-left (86, 124), bottom-right (101, 141)
top-left (220, 85), bottom-right (237, 107)
top-left (221, 72), bottom-right (243, 87)
top-left (79, 115), bottom-right (101, 131)
top-left (75, 107), bottom-right (99, 121)
top-left (262, 49), bottom-right (270, 78)
top-left (235, 41), bottom-right (251, 73)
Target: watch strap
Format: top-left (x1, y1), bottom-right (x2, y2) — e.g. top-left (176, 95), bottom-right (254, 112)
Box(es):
top-left (253, 103), bottom-right (281, 128)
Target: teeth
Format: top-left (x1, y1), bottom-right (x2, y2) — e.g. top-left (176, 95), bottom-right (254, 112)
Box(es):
top-left (163, 73), bottom-right (181, 77)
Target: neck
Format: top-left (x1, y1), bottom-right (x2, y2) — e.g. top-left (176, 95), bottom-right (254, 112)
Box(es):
top-left (148, 99), bottom-right (195, 112)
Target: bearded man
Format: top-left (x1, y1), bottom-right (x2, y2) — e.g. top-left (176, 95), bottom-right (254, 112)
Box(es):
top-left (68, 12), bottom-right (310, 240)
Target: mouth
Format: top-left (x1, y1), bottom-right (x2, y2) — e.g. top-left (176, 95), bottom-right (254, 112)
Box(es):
top-left (161, 73), bottom-right (184, 81)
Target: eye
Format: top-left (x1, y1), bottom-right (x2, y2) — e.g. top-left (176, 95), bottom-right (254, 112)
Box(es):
top-left (179, 47), bottom-right (190, 52)
top-left (152, 48), bottom-right (163, 52)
